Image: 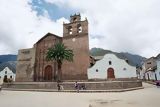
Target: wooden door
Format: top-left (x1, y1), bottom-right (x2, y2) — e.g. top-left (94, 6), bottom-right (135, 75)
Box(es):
top-left (44, 65), bottom-right (52, 81)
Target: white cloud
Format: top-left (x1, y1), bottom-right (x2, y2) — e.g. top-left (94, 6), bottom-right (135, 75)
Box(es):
top-left (0, 0), bottom-right (68, 54)
top-left (1, 0), bottom-right (160, 58)
top-left (45, 0), bottom-right (160, 58)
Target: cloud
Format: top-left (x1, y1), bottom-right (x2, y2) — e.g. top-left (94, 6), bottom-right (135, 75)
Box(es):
top-left (1, 0), bottom-right (160, 58)
top-left (45, 0), bottom-right (160, 58)
top-left (0, 0), bottom-right (68, 54)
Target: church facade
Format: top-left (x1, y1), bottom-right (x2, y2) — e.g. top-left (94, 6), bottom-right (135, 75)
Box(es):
top-left (16, 14), bottom-right (90, 82)
top-left (88, 54), bottom-right (137, 80)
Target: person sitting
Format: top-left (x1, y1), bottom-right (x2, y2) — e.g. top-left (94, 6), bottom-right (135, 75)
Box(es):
top-left (81, 83), bottom-right (86, 90)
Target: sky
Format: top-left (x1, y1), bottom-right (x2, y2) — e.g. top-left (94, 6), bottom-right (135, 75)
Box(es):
top-left (0, 0), bottom-right (160, 58)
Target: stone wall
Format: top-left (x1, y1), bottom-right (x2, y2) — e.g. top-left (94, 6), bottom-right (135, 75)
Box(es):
top-left (16, 48), bottom-right (35, 82)
top-left (62, 15), bottom-right (89, 80)
top-left (3, 81), bottom-right (142, 90)
top-left (62, 35), bottom-right (89, 80)
top-left (34, 33), bottom-right (62, 81)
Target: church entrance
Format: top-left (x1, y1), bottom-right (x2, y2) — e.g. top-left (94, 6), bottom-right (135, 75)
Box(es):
top-left (107, 68), bottom-right (115, 79)
top-left (44, 65), bottom-right (52, 81)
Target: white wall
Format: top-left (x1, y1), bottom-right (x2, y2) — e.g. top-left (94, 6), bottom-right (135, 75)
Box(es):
top-left (144, 71), bottom-right (157, 81)
top-left (155, 61), bottom-right (160, 80)
top-left (139, 64), bottom-right (146, 80)
top-left (139, 70), bottom-right (145, 79)
top-left (0, 67), bottom-right (16, 81)
top-left (88, 54), bottom-right (137, 79)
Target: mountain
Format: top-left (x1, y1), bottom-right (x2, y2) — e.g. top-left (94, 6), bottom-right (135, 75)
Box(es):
top-left (90, 48), bottom-right (146, 67)
top-left (0, 55), bottom-right (17, 63)
top-left (0, 49), bottom-right (146, 67)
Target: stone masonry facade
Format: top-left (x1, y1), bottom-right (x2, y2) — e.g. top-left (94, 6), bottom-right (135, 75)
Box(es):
top-left (16, 14), bottom-right (90, 82)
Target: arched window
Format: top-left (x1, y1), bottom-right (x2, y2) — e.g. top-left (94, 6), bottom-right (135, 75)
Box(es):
top-left (73, 17), bottom-right (77, 21)
top-left (96, 69), bottom-right (98, 72)
top-left (68, 26), bottom-right (72, 35)
top-left (77, 24), bottom-right (82, 33)
top-left (109, 61), bottom-right (112, 65)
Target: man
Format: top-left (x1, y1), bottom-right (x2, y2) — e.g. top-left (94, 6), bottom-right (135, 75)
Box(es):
top-left (57, 82), bottom-right (61, 91)
top-left (0, 77), bottom-right (3, 91)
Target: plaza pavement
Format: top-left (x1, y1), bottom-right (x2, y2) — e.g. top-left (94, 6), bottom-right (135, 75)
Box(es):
top-left (0, 82), bottom-right (160, 107)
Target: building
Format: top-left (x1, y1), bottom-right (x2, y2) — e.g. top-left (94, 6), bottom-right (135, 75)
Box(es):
top-left (140, 54), bottom-right (160, 81)
top-left (0, 61), bottom-right (16, 82)
top-left (155, 60), bottom-right (160, 80)
top-left (16, 14), bottom-right (90, 82)
top-left (142, 57), bottom-right (157, 81)
top-left (87, 53), bottom-right (137, 80)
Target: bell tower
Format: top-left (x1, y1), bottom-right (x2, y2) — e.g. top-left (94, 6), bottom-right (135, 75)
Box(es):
top-left (63, 14), bottom-right (88, 37)
top-left (62, 13), bottom-right (89, 80)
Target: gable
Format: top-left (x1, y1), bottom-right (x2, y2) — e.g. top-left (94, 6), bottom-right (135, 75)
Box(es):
top-left (36, 33), bottom-right (62, 45)
top-left (0, 61), bottom-right (16, 74)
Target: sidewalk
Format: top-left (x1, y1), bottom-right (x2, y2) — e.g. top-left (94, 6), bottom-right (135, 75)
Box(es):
top-left (144, 81), bottom-right (156, 85)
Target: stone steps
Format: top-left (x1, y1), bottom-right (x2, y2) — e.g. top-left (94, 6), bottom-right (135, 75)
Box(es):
top-left (2, 87), bottom-right (144, 93)
top-left (2, 81), bottom-right (142, 91)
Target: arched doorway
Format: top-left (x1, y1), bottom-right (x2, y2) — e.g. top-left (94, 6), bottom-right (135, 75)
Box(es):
top-left (107, 68), bottom-right (115, 79)
top-left (3, 75), bottom-right (8, 82)
top-left (44, 65), bottom-right (52, 81)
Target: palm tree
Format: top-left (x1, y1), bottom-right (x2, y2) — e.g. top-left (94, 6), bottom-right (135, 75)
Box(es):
top-left (46, 42), bottom-right (74, 81)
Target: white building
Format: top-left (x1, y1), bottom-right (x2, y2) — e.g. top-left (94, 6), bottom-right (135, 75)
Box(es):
top-left (138, 64), bottom-right (146, 80)
top-left (87, 54), bottom-right (137, 79)
top-left (144, 71), bottom-right (156, 81)
top-left (0, 62), bottom-right (16, 81)
top-left (155, 60), bottom-right (160, 80)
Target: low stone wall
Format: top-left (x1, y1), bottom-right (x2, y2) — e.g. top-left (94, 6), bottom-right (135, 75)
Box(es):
top-left (2, 81), bottom-right (142, 90)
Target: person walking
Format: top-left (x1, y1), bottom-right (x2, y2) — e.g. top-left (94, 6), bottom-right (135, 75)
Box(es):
top-left (74, 81), bottom-right (78, 90)
top-left (57, 82), bottom-right (61, 91)
top-left (74, 81), bottom-right (79, 92)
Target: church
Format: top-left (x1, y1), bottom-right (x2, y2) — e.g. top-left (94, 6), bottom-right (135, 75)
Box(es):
top-left (16, 14), bottom-right (90, 82)
top-left (88, 53), bottom-right (137, 80)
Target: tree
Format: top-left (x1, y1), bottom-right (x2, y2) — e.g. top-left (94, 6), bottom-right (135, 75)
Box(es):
top-left (46, 43), bottom-right (74, 81)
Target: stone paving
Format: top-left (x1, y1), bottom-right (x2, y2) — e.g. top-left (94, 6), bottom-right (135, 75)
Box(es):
top-left (0, 83), bottom-right (160, 107)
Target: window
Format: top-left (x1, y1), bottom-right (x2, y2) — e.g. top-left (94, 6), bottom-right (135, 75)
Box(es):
top-left (147, 62), bottom-right (151, 64)
top-left (123, 68), bottom-right (127, 71)
top-left (78, 26), bottom-right (82, 33)
top-left (10, 76), bottom-right (12, 78)
top-left (68, 26), bottom-right (72, 35)
top-left (109, 61), bottom-right (112, 65)
top-left (96, 69), bottom-right (98, 72)
top-left (73, 17), bottom-right (77, 21)
top-left (125, 60), bottom-right (129, 63)
top-left (5, 71), bottom-right (7, 74)
top-left (77, 24), bottom-right (82, 33)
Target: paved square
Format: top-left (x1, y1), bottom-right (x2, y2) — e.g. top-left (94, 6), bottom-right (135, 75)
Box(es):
top-left (0, 83), bottom-right (160, 107)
